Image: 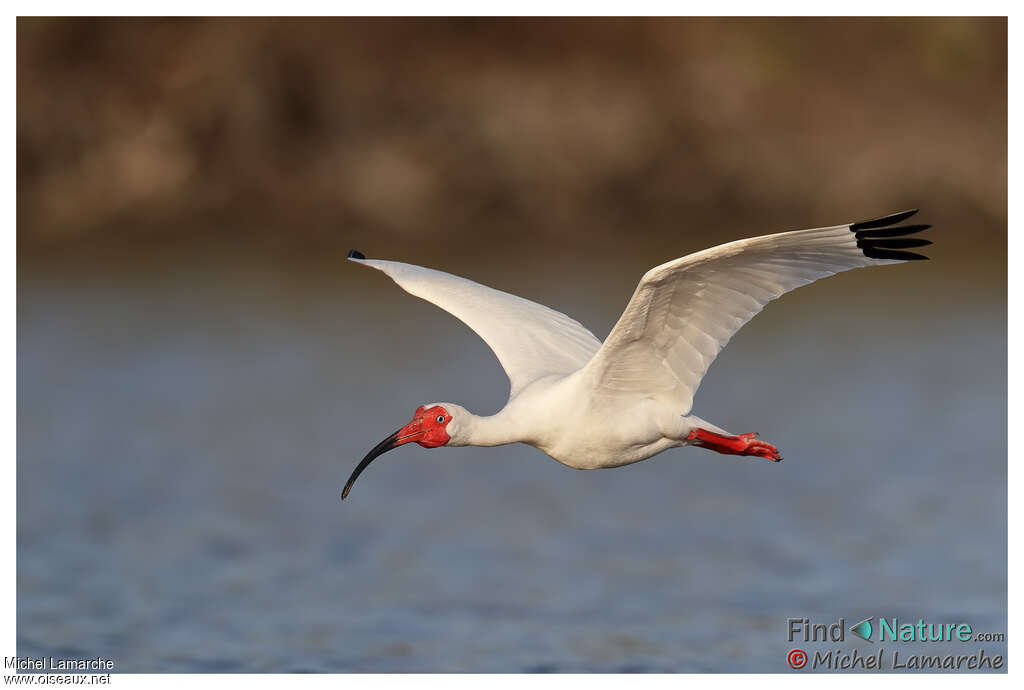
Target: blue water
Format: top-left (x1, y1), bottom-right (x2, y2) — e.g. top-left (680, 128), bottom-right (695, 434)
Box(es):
top-left (17, 251), bottom-right (1006, 672)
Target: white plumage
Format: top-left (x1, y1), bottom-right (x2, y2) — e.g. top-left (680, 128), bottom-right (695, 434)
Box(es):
top-left (341, 210), bottom-right (929, 499)
top-left (355, 258), bottom-right (601, 398)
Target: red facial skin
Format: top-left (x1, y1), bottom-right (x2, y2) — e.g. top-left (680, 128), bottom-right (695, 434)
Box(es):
top-left (395, 405), bottom-right (451, 448)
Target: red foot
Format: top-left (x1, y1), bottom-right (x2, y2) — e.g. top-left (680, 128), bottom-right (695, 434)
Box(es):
top-left (686, 429), bottom-right (783, 462)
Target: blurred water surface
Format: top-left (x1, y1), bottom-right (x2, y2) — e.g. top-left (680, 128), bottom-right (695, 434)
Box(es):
top-left (17, 244), bottom-right (1005, 672)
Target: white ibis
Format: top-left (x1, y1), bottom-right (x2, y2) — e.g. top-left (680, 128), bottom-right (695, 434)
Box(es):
top-left (342, 210), bottom-right (929, 499)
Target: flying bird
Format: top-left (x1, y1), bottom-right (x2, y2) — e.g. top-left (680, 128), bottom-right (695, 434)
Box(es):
top-left (342, 210), bottom-right (930, 499)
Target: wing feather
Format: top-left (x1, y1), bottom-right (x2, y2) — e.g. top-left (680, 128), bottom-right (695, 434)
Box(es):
top-left (351, 257), bottom-right (602, 399)
top-left (580, 211), bottom-right (930, 413)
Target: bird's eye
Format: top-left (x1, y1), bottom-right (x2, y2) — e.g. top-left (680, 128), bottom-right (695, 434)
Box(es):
top-left (436, 415), bottom-right (445, 424)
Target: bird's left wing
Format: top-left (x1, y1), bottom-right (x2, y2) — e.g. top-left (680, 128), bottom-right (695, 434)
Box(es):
top-left (349, 254), bottom-right (602, 399)
top-left (579, 210), bottom-right (930, 415)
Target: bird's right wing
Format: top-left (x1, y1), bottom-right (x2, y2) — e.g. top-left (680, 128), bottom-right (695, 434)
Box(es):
top-left (579, 210), bottom-right (930, 414)
top-left (350, 254), bottom-right (602, 400)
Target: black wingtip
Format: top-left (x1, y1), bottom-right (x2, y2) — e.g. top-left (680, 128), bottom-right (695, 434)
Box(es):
top-left (860, 246), bottom-right (930, 261)
top-left (348, 249), bottom-right (366, 260)
top-left (850, 209), bottom-right (919, 231)
top-left (856, 238), bottom-right (932, 250)
top-left (849, 210), bottom-right (930, 261)
top-left (854, 224), bottom-right (931, 239)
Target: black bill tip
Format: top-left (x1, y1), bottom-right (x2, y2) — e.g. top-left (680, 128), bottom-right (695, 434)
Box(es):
top-left (348, 249), bottom-right (366, 260)
top-left (341, 430), bottom-right (400, 501)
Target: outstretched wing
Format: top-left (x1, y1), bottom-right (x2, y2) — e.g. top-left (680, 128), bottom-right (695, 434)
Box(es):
top-left (579, 210), bottom-right (930, 414)
top-left (349, 253), bottom-right (602, 399)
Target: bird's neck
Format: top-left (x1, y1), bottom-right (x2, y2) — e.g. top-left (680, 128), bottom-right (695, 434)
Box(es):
top-left (450, 407), bottom-right (522, 448)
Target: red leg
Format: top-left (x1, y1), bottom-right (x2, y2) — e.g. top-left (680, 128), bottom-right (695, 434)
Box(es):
top-left (686, 429), bottom-right (783, 462)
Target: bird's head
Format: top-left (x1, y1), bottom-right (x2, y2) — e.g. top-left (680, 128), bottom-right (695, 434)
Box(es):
top-left (341, 403), bottom-right (457, 500)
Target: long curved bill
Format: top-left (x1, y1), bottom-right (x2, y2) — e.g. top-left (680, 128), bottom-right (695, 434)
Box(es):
top-left (342, 428), bottom-right (420, 500)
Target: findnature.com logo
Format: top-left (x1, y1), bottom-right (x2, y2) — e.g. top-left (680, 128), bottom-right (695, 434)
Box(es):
top-left (785, 617), bottom-right (1005, 671)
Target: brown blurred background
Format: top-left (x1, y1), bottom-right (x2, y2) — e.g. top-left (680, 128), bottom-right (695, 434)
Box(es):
top-left (17, 18), bottom-right (1007, 673)
top-left (18, 17), bottom-right (1005, 264)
